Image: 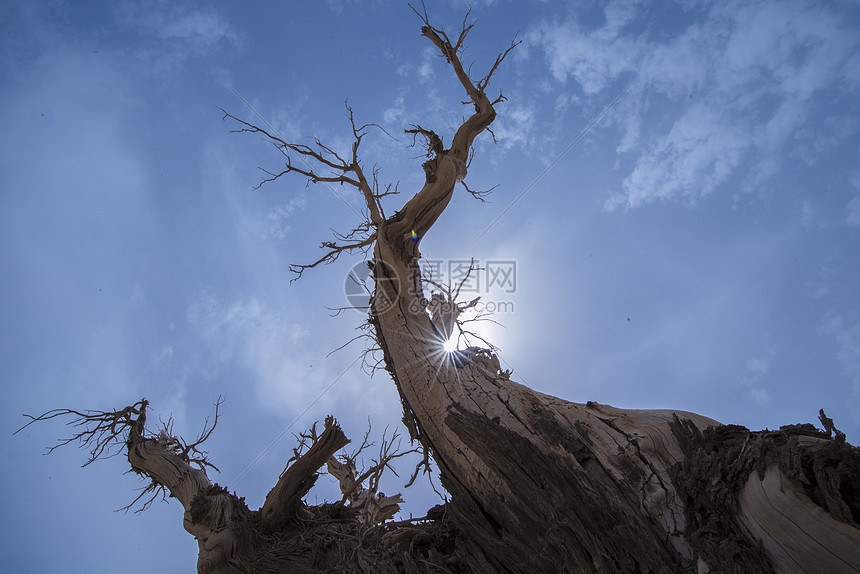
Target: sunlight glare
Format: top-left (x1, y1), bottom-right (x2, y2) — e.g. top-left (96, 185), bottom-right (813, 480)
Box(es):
top-left (442, 336), bottom-right (459, 353)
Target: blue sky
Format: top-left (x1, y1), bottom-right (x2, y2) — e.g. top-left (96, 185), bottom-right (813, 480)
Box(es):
top-left (2, 1), bottom-right (859, 571)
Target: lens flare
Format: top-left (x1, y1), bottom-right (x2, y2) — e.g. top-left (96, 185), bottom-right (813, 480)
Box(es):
top-left (442, 336), bottom-right (458, 353)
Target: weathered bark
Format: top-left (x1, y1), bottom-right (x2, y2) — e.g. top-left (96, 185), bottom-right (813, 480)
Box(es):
top-left (126, 410), bottom-right (355, 573)
top-left (360, 10), bottom-right (860, 574)
top-left (259, 416), bottom-right (350, 532)
top-left (369, 277), bottom-right (860, 574)
top-left (24, 10), bottom-right (860, 574)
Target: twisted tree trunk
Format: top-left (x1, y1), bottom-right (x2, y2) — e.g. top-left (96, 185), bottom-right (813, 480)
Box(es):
top-left (361, 12), bottom-right (860, 574)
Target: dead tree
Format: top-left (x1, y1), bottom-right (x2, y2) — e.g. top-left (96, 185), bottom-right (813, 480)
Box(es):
top-left (20, 7), bottom-right (860, 573)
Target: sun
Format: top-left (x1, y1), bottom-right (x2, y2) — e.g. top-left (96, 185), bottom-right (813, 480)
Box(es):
top-left (442, 336), bottom-right (459, 353)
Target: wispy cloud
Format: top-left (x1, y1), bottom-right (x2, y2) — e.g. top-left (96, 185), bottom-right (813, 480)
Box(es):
top-left (847, 197), bottom-right (860, 227)
top-left (111, 1), bottom-right (239, 78)
top-left (114, 1), bottom-right (238, 53)
top-left (383, 92), bottom-right (407, 124)
top-left (819, 314), bottom-right (860, 394)
top-left (528, 0), bottom-right (860, 211)
top-left (488, 103), bottom-right (536, 152)
top-left (738, 345), bottom-right (778, 405)
top-left (606, 103), bottom-right (748, 209)
top-left (847, 173), bottom-right (860, 226)
top-left (186, 290), bottom-right (351, 413)
top-left (266, 197), bottom-right (308, 240)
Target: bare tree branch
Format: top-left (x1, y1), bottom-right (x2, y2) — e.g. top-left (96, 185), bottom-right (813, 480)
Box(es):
top-left (460, 179), bottom-right (497, 202)
top-left (405, 125), bottom-right (444, 158)
top-left (287, 234), bottom-right (377, 282)
top-left (117, 478), bottom-right (168, 515)
top-left (260, 416), bottom-right (350, 532)
top-left (16, 399), bottom-right (149, 467)
top-left (408, 1), bottom-right (520, 162)
top-left (221, 104), bottom-right (397, 282)
top-left (327, 424), bottom-right (419, 526)
top-left (17, 397), bottom-right (228, 514)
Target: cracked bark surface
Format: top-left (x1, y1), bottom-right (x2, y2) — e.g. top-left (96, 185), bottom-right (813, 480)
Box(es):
top-left (371, 233), bottom-right (860, 572)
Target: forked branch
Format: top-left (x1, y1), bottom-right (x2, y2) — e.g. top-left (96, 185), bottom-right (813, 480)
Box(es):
top-left (221, 104), bottom-right (394, 281)
top-left (16, 399), bottom-right (149, 467)
top-left (374, 4), bottom-right (517, 251)
top-left (17, 398), bottom-right (224, 512)
top-left (409, 1), bottom-right (520, 160)
top-left (327, 424), bottom-right (419, 526)
top-left (287, 233), bottom-right (377, 282)
top-left (260, 415), bottom-right (350, 531)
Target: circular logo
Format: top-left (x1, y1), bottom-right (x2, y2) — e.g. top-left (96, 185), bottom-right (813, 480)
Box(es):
top-left (344, 259), bottom-right (400, 315)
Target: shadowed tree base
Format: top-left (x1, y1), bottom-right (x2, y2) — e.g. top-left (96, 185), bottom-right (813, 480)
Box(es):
top-left (20, 393), bottom-right (857, 572)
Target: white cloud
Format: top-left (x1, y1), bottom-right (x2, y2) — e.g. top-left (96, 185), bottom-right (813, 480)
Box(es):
top-left (156, 345), bottom-right (175, 365)
top-left (847, 197), bottom-right (860, 226)
top-left (529, 0), bottom-right (860, 211)
top-left (490, 104), bottom-right (536, 152)
top-left (383, 93), bottom-right (407, 124)
top-left (532, 21), bottom-right (639, 93)
top-left (325, 0), bottom-right (386, 15)
top-left (741, 357), bottom-right (770, 387)
top-left (115, 1), bottom-right (238, 54)
top-left (819, 314), bottom-right (860, 393)
top-left (266, 197), bottom-right (308, 240)
top-left (847, 173), bottom-right (860, 226)
top-left (738, 345), bottom-right (777, 405)
top-left (614, 99), bottom-right (642, 154)
top-left (188, 292), bottom-right (265, 363)
top-left (418, 61), bottom-right (434, 83)
top-left (161, 10), bottom-right (235, 52)
top-left (606, 104), bottom-right (748, 210)
top-left (186, 290), bottom-right (355, 413)
top-left (110, 1), bottom-right (239, 79)
top-left (749, 387), bottom-right (771, 405)
top-left (391, 47), bottom-right (438, 85)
